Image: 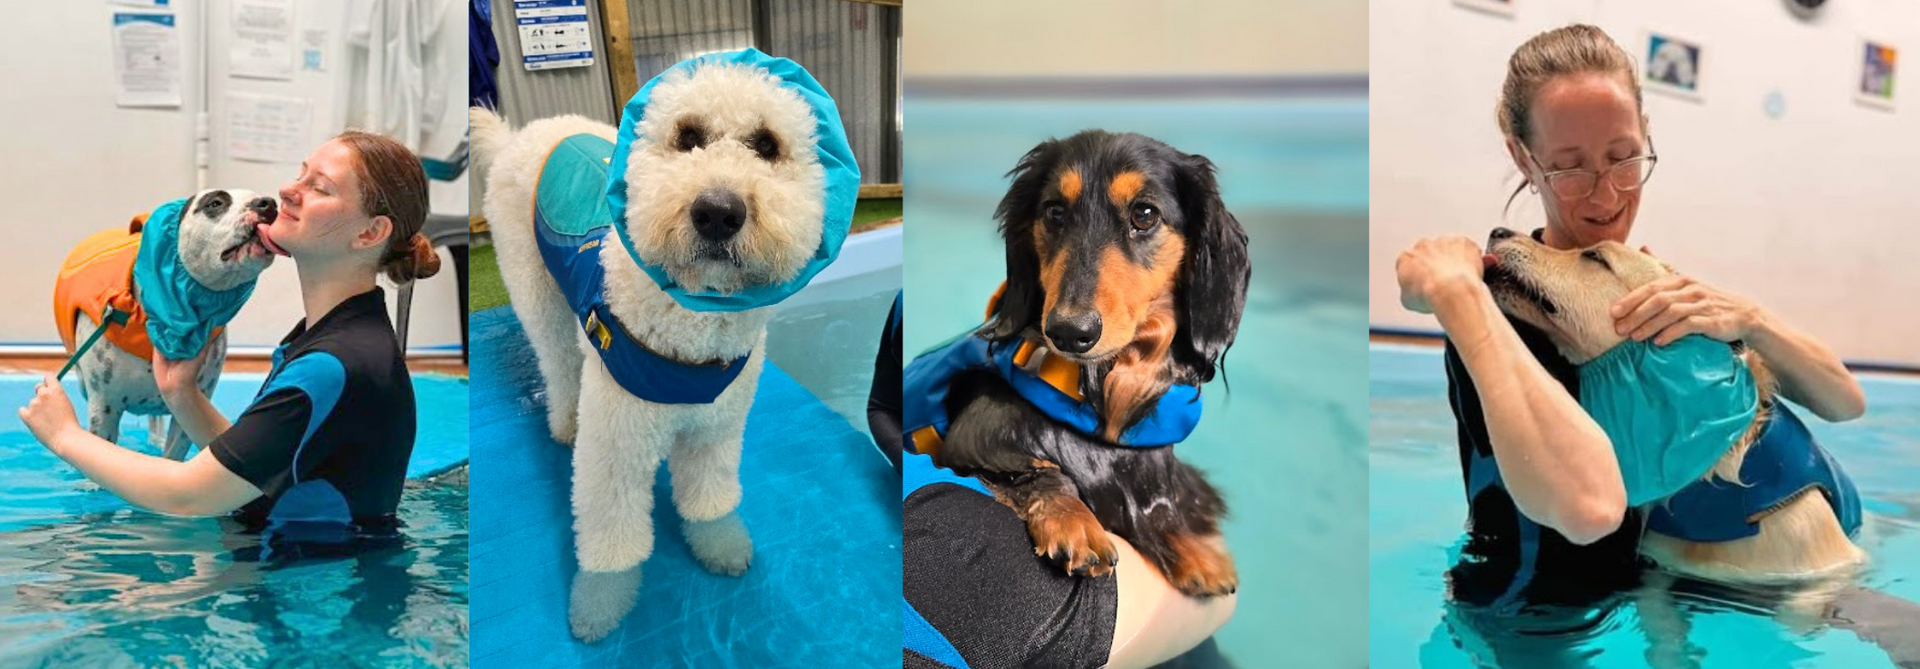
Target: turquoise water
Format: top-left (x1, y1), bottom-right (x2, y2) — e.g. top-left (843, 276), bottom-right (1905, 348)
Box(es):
top-left (765, 228), bottom-right (903, 448)
top-left (0, 373), bottom-right (470, 668)
top-left (904, 96), bottom-right (1369, 667)
top-left (1370, 344), bottom-right (1920, 668)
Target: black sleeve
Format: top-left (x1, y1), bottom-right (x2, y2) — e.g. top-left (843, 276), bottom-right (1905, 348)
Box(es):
top-left (869, 292), bottom-right (904, 469)
top-left (903, 483), bottom-right (1116, 669)
top-left (207, 388), bottom-right (314, 498)
top-left (1444, 320), bottom-right (1581, 464)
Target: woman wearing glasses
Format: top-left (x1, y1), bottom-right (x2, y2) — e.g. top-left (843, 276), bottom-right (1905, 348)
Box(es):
top-left (1392, 24), bottom-right (1865, 611)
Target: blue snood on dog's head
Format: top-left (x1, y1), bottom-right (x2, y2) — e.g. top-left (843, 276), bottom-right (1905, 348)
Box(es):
top-left (135, 198), bottom-right (259, 360)
top-left (604, 48), bottom-right (860, 313)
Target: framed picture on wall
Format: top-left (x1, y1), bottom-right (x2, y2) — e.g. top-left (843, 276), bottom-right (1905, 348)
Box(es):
top-left (1856, 39), bottom-right (1897, 111)
top-left (1451, 0), bottom-right (1514, 19)
top-left (1643, 31), bottom-right (1706, 102)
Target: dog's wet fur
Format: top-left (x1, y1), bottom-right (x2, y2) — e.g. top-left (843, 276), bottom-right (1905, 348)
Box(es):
top-left (931, 131), bottom-right (1251, 597)
top-left (65, 188), bottom-right (277, 459)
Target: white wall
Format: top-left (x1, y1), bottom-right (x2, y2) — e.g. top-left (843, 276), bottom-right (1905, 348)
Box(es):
top-left (0, 2), bottom-right (203, 346)
top-left (0, 0), bottom-right (467, 355)
top-left (905, 0), bottom-right (1367, 77)
top-left (1369, 0), bottom-right (1920, 367)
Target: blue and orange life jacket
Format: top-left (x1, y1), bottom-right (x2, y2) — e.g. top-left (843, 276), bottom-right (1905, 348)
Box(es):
top-left (901, 290), bottom-right (1203, 455)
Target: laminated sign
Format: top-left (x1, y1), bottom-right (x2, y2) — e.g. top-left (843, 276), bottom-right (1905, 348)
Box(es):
top-left (515, 0), bottom-right (595, 71)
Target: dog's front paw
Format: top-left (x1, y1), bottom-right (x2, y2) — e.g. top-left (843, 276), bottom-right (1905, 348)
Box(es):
top-left (1026, 499), bottom-right (1118, 578)
top-left (548, 406), bottom-right (578, 446)
top-left (683, 511), bottom-right (752, 576)
top-left (1162, 532), bottom-right (1238, 597)
top-left (569, 565), bottom-right (641, 642)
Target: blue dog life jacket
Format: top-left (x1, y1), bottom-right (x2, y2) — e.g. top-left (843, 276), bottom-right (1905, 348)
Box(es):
top-left (901, 329), bottom-right (1202, 456)
top-left (533, 133), bottom-right (749, 404)
top-left (1646, 402), bottom-right (1863, 542)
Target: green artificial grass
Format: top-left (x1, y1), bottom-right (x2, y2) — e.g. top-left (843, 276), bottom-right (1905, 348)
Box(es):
top-left (469, 244), bottom-right (509, 312)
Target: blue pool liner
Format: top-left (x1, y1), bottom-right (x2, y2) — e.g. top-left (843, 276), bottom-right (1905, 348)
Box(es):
top-left (466, 306), bottom-right (900, 668)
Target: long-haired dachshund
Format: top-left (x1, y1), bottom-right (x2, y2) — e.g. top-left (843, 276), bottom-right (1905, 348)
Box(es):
top-left (936, 130), bottom-right (1251, 597)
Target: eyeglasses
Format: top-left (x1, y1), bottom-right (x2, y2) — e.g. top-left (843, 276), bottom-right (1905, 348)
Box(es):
top-left (1522, 136), bottom-right (1659, 200)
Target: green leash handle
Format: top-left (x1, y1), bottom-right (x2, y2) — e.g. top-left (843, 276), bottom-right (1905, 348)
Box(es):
top-left (57, 306), bottom-right (130, 381)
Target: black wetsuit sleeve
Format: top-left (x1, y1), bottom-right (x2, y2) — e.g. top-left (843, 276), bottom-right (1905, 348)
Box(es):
top-left (903, 483), bottom-right (1117, 669)
top-left (870, 292), bottom-right (904, 469)
top-left (208, 389), bottom-right (315, 498)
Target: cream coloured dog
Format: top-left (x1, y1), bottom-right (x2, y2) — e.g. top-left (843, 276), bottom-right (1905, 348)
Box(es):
top-left (470, 59), bottom-right (832, 641)
top-left (1482, 228), bottom-right (1864, 584)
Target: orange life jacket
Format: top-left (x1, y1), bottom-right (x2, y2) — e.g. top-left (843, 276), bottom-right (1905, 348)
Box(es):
top-left (51, 212), bottom-right (222, 362)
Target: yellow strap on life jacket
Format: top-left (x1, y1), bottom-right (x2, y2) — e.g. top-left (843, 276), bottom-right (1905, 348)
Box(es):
top-left (910, 426), bottom-right (944, 458)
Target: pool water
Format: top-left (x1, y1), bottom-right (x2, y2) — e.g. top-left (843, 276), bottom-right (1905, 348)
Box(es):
top-left (1369, 344), bottom-right (1920, 668)
top-left (0, 373), bottom-right (470, 668)
top-left (904, 96), bottom-right (1369, 667)
top-left (765, 225), bottom-right (903, 449)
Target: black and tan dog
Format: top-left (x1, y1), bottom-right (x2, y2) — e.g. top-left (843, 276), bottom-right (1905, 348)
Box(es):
top-left (932, 130), bottom-right (1251, 597)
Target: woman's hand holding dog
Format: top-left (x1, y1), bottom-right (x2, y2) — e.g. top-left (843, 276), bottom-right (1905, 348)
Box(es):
top-left (151, 341), bottom-right (232, 446)
top-left (1612, 255), bottom-right (1865, 422)
top-left (19, 375), bottom-right (83, 455)
top-left (1396, 235), bottom-right (1490, 315)
top-left (152, 341), bottom-right (213, 402)
top-left (1611, 273), bottom-right (1760, 347)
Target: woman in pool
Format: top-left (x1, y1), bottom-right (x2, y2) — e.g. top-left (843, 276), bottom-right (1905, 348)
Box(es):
top-left (20, 130), bottom-right (441, 532)
top-left (1393, 24), bottom-right (1865, 607)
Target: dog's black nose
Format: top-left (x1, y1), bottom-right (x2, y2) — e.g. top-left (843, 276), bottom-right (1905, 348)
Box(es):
top-left (690, 189), bottom-right (748, 241)
top-left (1489, 227), bottom-right (1518, 244)
top-left (247, 197), bottom-right (277, 223)
top-left (1045, 313), bottom-right (1103, 355)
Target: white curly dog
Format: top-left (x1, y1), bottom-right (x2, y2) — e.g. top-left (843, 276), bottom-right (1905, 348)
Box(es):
top-left (471, 58), bottom-right (831, 641)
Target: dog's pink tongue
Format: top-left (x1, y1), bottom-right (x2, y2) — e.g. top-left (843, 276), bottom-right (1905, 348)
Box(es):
top-left (256, 223), bottom-right (289, 257)
top-left (1482, 253), bottom-right (1498, 268)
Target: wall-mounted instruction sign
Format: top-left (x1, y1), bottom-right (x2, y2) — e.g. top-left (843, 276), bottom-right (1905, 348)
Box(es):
top-left (112, 12), bottom-right (182, 108)
top-left (515, 0), bottom-right (594, 71)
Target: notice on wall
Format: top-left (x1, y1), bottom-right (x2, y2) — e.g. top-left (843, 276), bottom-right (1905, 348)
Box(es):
top-left (228, 92), bottom-right (310, 163)
top-left (301, 28), bottom-right (327, 72)
top-left (111, 12), bottom-right (182, 108)
top-left (230, 0), bottom-right (294, 80)
top-left (515, 0), bottom-right (595, 71)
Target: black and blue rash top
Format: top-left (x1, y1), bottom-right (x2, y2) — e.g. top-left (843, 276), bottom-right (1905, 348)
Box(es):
top-left (209, 287), bottom-right (416, 529)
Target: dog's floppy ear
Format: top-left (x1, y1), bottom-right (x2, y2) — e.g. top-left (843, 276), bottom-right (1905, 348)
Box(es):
top-left (1172, 153), bottom-right (1250, 384)
top-left (983, 139), bottom-right (1061, 341)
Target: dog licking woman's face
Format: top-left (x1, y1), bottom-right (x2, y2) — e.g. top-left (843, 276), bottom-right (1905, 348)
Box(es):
top-left (177, 188), bottom-right (278, 291)
top-left (263, 139), bottom-right (390, 265)
top-left (1484, 227), bottom-right (1671, 364)
top-left (619, 61), bottom-right (827, 296)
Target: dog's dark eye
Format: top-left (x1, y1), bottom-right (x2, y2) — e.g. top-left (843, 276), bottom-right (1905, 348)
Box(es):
top-left (1129, 203), bottom-right (1160, 232)
top-left (674, 124), bottom-right (706, 152)
top-left (1044, 204), bottom-right (1067, 224)
top-left (1582, 249), bottom-right (1611, 268)
top-left (747, 129), bottom-right (780, 161)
